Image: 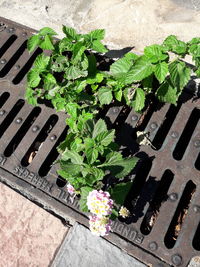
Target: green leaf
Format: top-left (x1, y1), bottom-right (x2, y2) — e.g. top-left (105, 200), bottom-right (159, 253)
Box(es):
top-left (169, 60), bottom-right (191, 90)
top-left (25, 87), bottom-right (38, 106)
top-left (84, 138), bottom-right (95, 149)
top-left (72, 42), bottom-right (86, 62)
top-left (92, 119), bottom-right (107, 139)
top-left (27, 70), bottom-right (41, 88)
top-left (188, 37), bottom-right (200, 45)
top-left (59, 160), bottom-right (83, 175)
top-left (39, 27), bottom-right (57, 36)
top-left (61, 149), bottom-right (83, 164)
top-left (110, 57), bottom-right (133, 77)
top-left (44, 73), bottom-right (57, 85)
top-left (125, 56), bottom-right (153, 84)
top-left (88, 54), bottom-right (97, 76)
top-left (124, 52), bottom-right (139, 61)
top-left (66, 103), bottom-right (78, 119)
top-left (89, 29), bottom-right (105, 40)
top-left (100, 152), bottom-right (138, 179)
top-left (79, 186), bottom-right (93, 212)
top-left (195, 68), bottom-right (200, 77)
top-left (96, 130), bottom-right (115, 146)
top-left (86, 148), bottom-right (98, 164)
top-left (27, 35), bottom-right (41, 52)
top-left (91, 40), bottom-right (108, 53)
top-left (86, 73), bottom-right (103, 84)
top-left (114, 89), bottom-right (123, 101)
top-left (34, 54), bottom-right (50, 72)
top-left (163, 35), bottom-right (187, 55)
top-left (110, 182), bottom-right (132, 205)
top-left (156, 81), bottom-right (178, 105)
top-left (98, 87), bottom-right (113, 105)
top-left (144, 44), bottom-right (168, 63)
top-left (39, 35), bottom-right (55, 50)
top-left (85, 167), bottom-right (105, 185)
top-left (62, 26), bottom-right (79, 41)
top-left (65, 65), bottom-right (87, 80)
top-left (154, 62), bottom-right (168, 83)
top-left (131, 88), bottom-right (145, 112)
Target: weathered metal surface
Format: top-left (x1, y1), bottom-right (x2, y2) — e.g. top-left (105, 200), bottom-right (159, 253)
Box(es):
top-left (0, 16), bottom-right (199, 267)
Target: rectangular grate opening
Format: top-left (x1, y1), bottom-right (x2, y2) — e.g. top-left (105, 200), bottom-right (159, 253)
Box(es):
top-left (164, 180), bottom-right (196, 249)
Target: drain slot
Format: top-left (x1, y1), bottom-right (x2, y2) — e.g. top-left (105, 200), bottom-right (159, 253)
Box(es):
top-left (173, 108), bottom-right (200, 160)
top-left (193, 221), bottom-right (200, 250)
top-left (195, 153), bottom-right (200, 171)
top-left (12, 47), bottom-right (42, 84)
top-left (38, 126), bottom-right (68, 177)
top-left (0, 41), bottom-right (27, 77)
top-left (21, 114), bottom-right (58, 166)
top-left (56, 176), bottom-right (67, 188)
top-left (164, 180), bottom-right (196, 249)
top-left (152, 104), bottom-right (181, 150)
top-left (0, 35), bottom-right (17, 58)
top-left (140, 169), bottom-right (174, 235)
top-left (0, 99), bottom-right (24, 139)
top-left (0, 92), bottom-right (10, 108)
top-left (4, 107), bottom-right (41, 157)
top-left (123, 158), bottom-right (152, 222)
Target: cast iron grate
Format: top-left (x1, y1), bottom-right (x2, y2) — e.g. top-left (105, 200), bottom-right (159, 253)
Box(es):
top-left (0, 17), bottom-right (199, 267)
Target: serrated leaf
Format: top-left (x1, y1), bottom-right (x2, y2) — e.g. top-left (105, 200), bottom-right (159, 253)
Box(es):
top-left (25, 87), bottom-right (38, 106)
top-left (98, 87), bottom-right (113, 105)
top-left (84, 138), bottom-right (95, 149)
top-left (39, 27), bottom-right (57, 36)
top-left (169, 60), bottom-right (191, 90)
top-left (92, 119), bottom-right (107, 139)
top-left (34, 54), bottom-right (50, 72)
top-left (156, 81), bottom-right (178, 104)
top-left (39, 35), bottom-right (55, 50)
top-left (88, 54), bottom-right (97, 76)
top-left (62, 26), bottom-right (79, 41)
top-left (65, 65), bottom-right (87, 80)
top-left (163, 35), bottom-right (187, 55)
top-left (144, 44), bottom-right (168, 63)
top-left (124, 52), bottom-right (139, 61)
top-left (79, 186), bottom-right (93, 212)
top-left (110, 182), bottom-right (132, 205)
top-left (89, 29), bottom-right (105, 40)
top-left (44, 73), bottom-right (57, 86)
top-left (96, 130), bottom-right (115, 146)
top-left (154, 62), bottom-right (168, 83)
top-left (131, 88), bottom-right (145, 112)
top-left (59, 160), bottom-right (83, 175)
top-left (27, 70), bottom-right (41, 88)
top-left (86, 73), bottom-right (103, 84)
top-left (110, 57), bottom-right (133, 77)
top-left (125, 56), bottom-right (153, 84)
top-left (72, 42), bottom-right (86, 62)
top-left (188, 37), bottom-right (200, 45)
top-left (61, 149), bottom-right (83, 164)
top-left (86, 147), bottom-right (98, 164)
top-left (91, 40), bottom-right (108, 53)
top-left (27, 35), bottom-right (40, 52)
top-left (114, 89), bottom-right (122, 101)
top-left (66, 102), bottom-right (78, 119)
top-left (100, 153), bottom-right (138, 178)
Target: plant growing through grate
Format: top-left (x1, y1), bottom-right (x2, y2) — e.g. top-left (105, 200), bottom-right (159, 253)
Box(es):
top-left (0, 17), bottom-right (199, 266)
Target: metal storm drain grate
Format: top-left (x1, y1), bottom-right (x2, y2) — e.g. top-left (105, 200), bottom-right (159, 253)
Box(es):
top-left (0, 17), bottom-right (199, 267)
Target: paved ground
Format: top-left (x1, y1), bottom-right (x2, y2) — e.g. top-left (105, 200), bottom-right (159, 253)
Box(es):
top-left (0, 183), bottom-right (68, 267)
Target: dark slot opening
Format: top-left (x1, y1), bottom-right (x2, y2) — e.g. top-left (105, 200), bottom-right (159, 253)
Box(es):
top-left (21, 114), bottom-right (58, 167)
top-left (195, 152), bottom-right (200, 171)
top-left (0, 92), bottom-right (10, 108)
top-left (152, 104), bottom-right (181, 150)
top-left (56, 176), bottom-right (67, 188)
top-left (113, 106), bottom-right (131, 129)
top-left (173, 108), bottom-right (200, 160)
top-left (38, 126), bottom-right (68, 177)
top-left (123, 158), bottom-right (152, 217)
top-left (0, 35), bottom-right (17, 58)
top-left (0, 41), bottom-right (27, 77)
top-left (193, 221), bottom-right (200, 250)
top-left (164, 180), bottom-right (196, 249)
top-left (0, 99), bottom-right (24, 139)
top-left (4, 107), bottom-right (41, 157)
top-left (12, 47), bottom-right (42, 84)
top-left (140, 170), bottom-right (174, 235)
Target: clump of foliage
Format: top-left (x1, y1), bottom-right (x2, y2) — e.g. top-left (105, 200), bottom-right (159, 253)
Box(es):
top-left (25, 26), bottom-right (199, 236)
